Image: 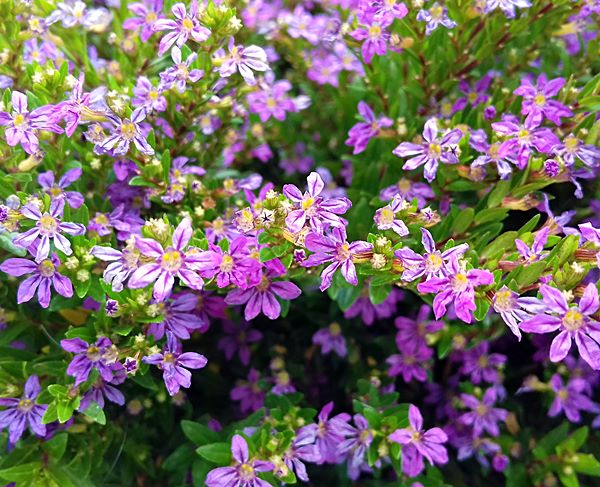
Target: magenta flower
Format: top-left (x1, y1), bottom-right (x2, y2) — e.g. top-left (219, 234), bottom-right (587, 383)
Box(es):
top-left (380, 178), bottom-right (434, 207)
top-left (417, 257), bottom-right (494, 324)
top-left (394, 304), bottom-right (444, 349)
top-left (344, 288), bottom-right (403, 326)
top-left (218, 320), bottom-right (262, 366)
top-left (459, 388), bottom-right (508, 437)
top-left (38, 167), bottom-right (84, 208)
top-left (225, 269), bottom-right (301, 321)
top-left (395, 228), bottom-right (469, 282)
top-left (0, 91), bottom-right (62, 154)
top-left (56, 73), bottom-right (102, 138)
top-left (303, 227), bottom-right (372, 291)
top-left (128, 218), bottom-right (205, 302)
top-left (132, 76), bottom-right (167, 113)
top-left (301, 402), bottom-right (352, 464)
top-left (206, 434), bottom-right (274, 487)
top-left (0, 250), bottom-right (73, 308)
top-left (143, 332), bottom-right (207, 396)
top-left (13, 198), bottom-right (85, 262)
top-left (345, 101), bottom-right (393, 154)
top-left (338, 414), bottom-right (373, 480)
top-left (230, 369), bottom-right (264, 414)
top-left (393, 118), bottom-right (463, 182)
top-left (61, 337), bottom-right (117, 385)
top-left (98, 108), bottom-right (155, 156)
top-left (218, 38), bottom-right (269, 86)
top-left (0, 375), bottom-right (47, 445)
top-left (452, 75), bottom-right (492, 112)
top-left (515, 226), bottom-right (549, 263)
top-left (371, 0), bottom-right (408, 23)
top-left (469, 128), bottom-right (516, 179)
top-left (196, 236), bottom-right (262, 290)
top-left (373, 195), bottom-right (409, 236)
top-left (147, 292), bottom-right (206, 340)
top-left (350, 17), bottom-right (392, 64)
top-left (387, 340), bottom-right (433, 382)
top-left (519, 283), bottom-right (600, 370)
top-left (548, 374), bottom-right (599, 422)
top-left (514, 74), bottom-right (573, 125)
top-left (247, 78), bottom-right (297, 122)
top-left (152, 1), bottom-right (211, 56)
top-left (284, 427), bottom-right (320, 482)
top-left (159, 46), bottom-right (204, 93)
top-left (417, 3), bottom-right (457, 35)
top-left (283, 171), bottom-right (351, 234)
top-left (123, 0), bottom-right (164, 42)
top-left (313, 323), bottom-right (347, 357)
top-left (460, 342), bottom-right (507, 384)
top-left (389, 404), bottom-right (448, 477)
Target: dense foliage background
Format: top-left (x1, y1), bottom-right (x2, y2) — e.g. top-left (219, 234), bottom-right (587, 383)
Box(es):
top-left (0, 0), bottom-right (599, 486)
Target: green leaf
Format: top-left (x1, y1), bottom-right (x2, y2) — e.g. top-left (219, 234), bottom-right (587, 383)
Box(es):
top-left (196, 442), bottom-right (232, 464)
top-left (181, 420), bottom-right (220, 445)
top-left (572, 454), bottom-right (600, 476)
top-left (129, 176), bottom-right (157, 187)
top-left (81, 401), bottom-right (106, 425)
top-left (369, 282), bottom-right (391, 305)
top-left (534, 423), bottom-right (569, 459)
top-left (451, 207), bottom-right (475, 234)
top-left (43, 432), bottom-right (68, 460)
top-left (0, 462), bottom-right (42, 483)
top-left (259, 247), bottom-right (277, 262)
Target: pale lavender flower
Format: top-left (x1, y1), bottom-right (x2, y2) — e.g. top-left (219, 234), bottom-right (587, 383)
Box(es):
top-left (132, 76), bottom-right (167, 112)
top-left (98, 108), bottom-right (155, 156)
top-left (38, 168), bottom-right (84, 209)
top-left (350, 17), bottom-right (392, 64)
top-left (247, 78), bottom-right (297, 122)
top-left (492, 286), bottom-right (546, 340)
top-left (218, 38), bottom-right (269, 86)
top-left (152, 1), bottom-right (211, 56)
top-left (514, 74), bottom-right (572, 125)
top-left (387, 340), bottom-right (433, 382)
top-left (459, 388), bottom-right (508, 437)
top-left (339, 414), bottom-right (373, 480)
top-left (373, 195), bottom-right (409, 236)
top-left (548, 374), bottom-right (599, 422)
top-left (452, 76), bottom-right (492, 112)
top-left (460, 342), bottom-right (506, 384)
top-left (484, 0), bottom-right (531, 18)
top-left (148, 292), bottom-right (206, 340)
top-left (91, 243), bottom-right (141, 292)
top-left (344, 288), bottom-right (403, 326)
top-left (23, 38), bottom-right (58, 65)
top-left (79, 365), bottom-right (126, 411)
top-left (345, 101), bottom-right (393, 154)
top-left (469, 128), bottom-right (516, 179)
top-left (417, 3), bottom-right (457, 35)
top-left (230, 369), bottom-right (264, 414)
top-left (394, 304), bottom-right (444, 348)
top-left (301, 402), bottom-right (352, 464)
top-left (283, 427), bottom-right (320, 482)
top-left (0, 375), bottom-right (47, 444)
top-left (61, 337), bottom-right (118, 385)
top-left (379, 178), bottom-right (434, 208)
top-left (160, 46), bottom-right (204, 93)
top-left (123, 0), bottom-right (164, 42)
top-left (313, 323), bottom-right (347, 357)
top-left (554, 134), bottom-right (600, 168)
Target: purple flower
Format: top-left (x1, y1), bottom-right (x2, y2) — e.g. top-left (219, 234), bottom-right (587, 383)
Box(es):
top-left (393, 119), bottom-right (463, 182)
top-left (469, 128), bottom-right (516, 179)
top-left (395, 228), bottom-right (469, 282)
top-left (417, 3), bottom-right (457, 36)
top-left (519, 283), bottom-right (600, 370)
top-left (350, 17), bottom-right (392, 64)
top-left (231, 369), bottom-right (264, 414)
top-left (460, 342), bottom-right (507, 384)
top-left (225, 268), bottom-right (301, 321)
top-left (0, 251), bottom-right (73, 308)
top-left (132, 76), bottom-right (167, 113)
top-left (313, 323), bottom-right (347, 357)
top-left (514, 74), bottom-right (572, 125)
top-left (371, 0), bottom-right (408, 23)
top-left (61, 337), bottom-right (118, 386)
top-left (0, 375), bottom-right (47, 444)
top-left (302, 402), bottom-right (352, 464)
top-left (196, 236), bottom-right (261, 290)
top-left (98, 108), bottom-right (155, 156)
top-left (373, 195), bottom-right (409, 236)
top-left (91, 242), bottom-right (141, 292)
top-left (160, 46), bottom-right (204, 93)
top-left (38, 167), bottom-right (84, 208)
top-left (379, 178), bottom-right (434, 208)
top-left (459, 388), bottom-right (508, 437)
top-left (143, 332), bottom-right (207, 396)
top-left (515, 226), bottom-right (549, 263)
top-left (387, 340), bottom-right (433, 382)
top-left (152, 1), bottom-right (211, 56)
top-left (344, 288), bottom-right (403, 326)
top-left (492, 286), bottom-right (545, 340)
top-left (452, 76), bottom-right (492, 112)
top-left (206, 434), bottom-right (274, 487)
top-left (484, 0), bottom-right (531, 18)
top-left (0, 91), bottom-right (62, 154)
top-left (303, 227), bottom-right (372, 291)
top-left (79, 365), bottom-right (126, 412)
top-left (218, 38), bottom-right (269, 86)
top-left (123, 0), bottom-right (164, 42)
top-left (345, 101), bottom-right (393, 154)
top-left (218, 320), bottom-right (262, 366)
top-left (283, 171), bottom-right (351, 234)
top-left (13, 198), bottom-right (85, 261)
top-left (284, 427), bottom-right (320, 482)
top-left (394, 304), bottom-right (444, 349)
top-left (339, 414), bottom-right (373, 480)
top-left (148, 292), bottom-right (207, 340)
top-left (554, 133), bottom-right (600, 168)
top-left (23, 38), bottom-right (57, 65)
top-left (388, 404), bottom-right (448, 477)
top-left (417, 257), bottom-right (494, 324)
top-left (247, 78), bottom-right (297, 122)
top-left (548, 374), bottom-right (599, 422)
top-left (492, 112), bottom-right (559, 169)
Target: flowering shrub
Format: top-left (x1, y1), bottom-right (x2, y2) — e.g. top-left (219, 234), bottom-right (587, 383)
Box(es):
top-left (0, 0), bottom-right (599, 485)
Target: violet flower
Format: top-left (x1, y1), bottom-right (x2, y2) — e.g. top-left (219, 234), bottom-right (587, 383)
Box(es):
top-left (132, 76), bottom-right (167, 113)
top-left (417, 257), bottom-right (494, 324)
top-left (247, 76), bottom-right (297, 122)
top-left (0, 375), bottom-right (47, 444)
top-left (345, 101), bottom-right (393, 155)
top-left (301, 402), bottom-right (352, 464)
top-left (339, 414), bottom-right (373, 480)
top-left (159, 46), bottom-right (204, 93)
top-left (388, 404), bottom-right (449, 477)
top-left (458, 388), bottom-right (508, 437)
top-left (350, 17), bottom-right (392, 64)
top-left (344, 288), bottom-right (403, 326)
top-left (147, 292), bottom-right (206, 340)
top-left (303, 227), bottom-right (372, 291)
top-left (218, 320), bottom-right (262, 366)
top-left (460, 342), bottom-right (507, 384)
top-left (380, 178), bottom-right (434, 208)
top-left (313, 323), bottom-right (347, 357)
top-left (98, 108), bottom-right (155, 156)
top-left (452, 76), bottom-right (492, 112)
top-left (492, 286), bottom-right (546, 340)
top-left (469, 128), bottom-right (516, 179)
top-left (38, 168), bottom-right (84, 208)
top-left (91, 242), bottom-right (141, 292)
top-left (283, 171), bottom-right (351, 234)
top-left (519, 283), bottom-right (600, 370)
top-left (230, 369), bottom-right (264, 414)
top-left (0, 250), bottom-right (73, 308)
top-left (13, 198), bottom-right (85, 262)
top-left (554, 133), bottom-right (600, 168)
top-left (218, 38), bottom-right (269, 86)
top-left (284, 427), bottom-right (320, 482)
top-left (373, 195), bottom-right (409, 236)
top-left (417, 3), bottom-right (457, 35)
top-left (79, 365), bottom-right (126, 412)
top-left (123, 0), bottom-right (164, 42)
top-left (514, 74), bottom-right (572, 125)
top-left (515, 226), bottom-right (549, 263)
top-left (61, 337), bottom-right (118, 385)
top-left (394, 304), bottom-right (444, 349)
top-left (205, 434), bottom-right (274, 487)
top-left (143, 332), bottom-right (207, 396)
top-left (128, 218), bottom-right (205, 302)
top-left (395, 228), bottom-right (469, 282)
top-left (393, 118), bottom-right (463, 182)
top-left (548, 374), bottom-right (599, 422)
top-left (152, 1), bottom-right (211, 56)
top-left (484, 0), bottom-right (531, 18)
top-left (387, 340), bottom-right (433, 382)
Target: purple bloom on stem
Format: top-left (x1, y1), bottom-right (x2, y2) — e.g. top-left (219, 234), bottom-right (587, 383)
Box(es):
top-left (206, 434), bottom-right (274, 487)
top-left (417, 3), bottom-right (457, 35)
top-left (395, 228), bottom-right (469, 282)
top-left (302, 402), bottom-right (352, 464)
top-left (344, 288), bottom-right (403, 326)
top-left (514, 74), bottom-right (572, 125)
top-left (460, 342), bottom-right (506, 384)
top-left (388, 404), bottom-right (448, 477)
top-left (148, 292), bottom-right (206, 340)
top-left (0, 250), bottom-right (73, 308)
top-left (247, 77), bottom-right (298, 122)
top-left (284, 427), bottom-right (320, 482)
top-left (339, 414), bottom-right (373, 480)
top-left (554, 133), bottom-right (600, 168)
top-left (231, 369), bottom-right (264, 414)
top-left (515, 226), bottom-right (549, 263)
top-left (373, 195), bottom-right (409, 236)
top-left (159, 46), bottom-right (204, 93)
top-left (132, 76), bottom-right (167, 113)
top-left (548, 374), bottom-right (599, 422)
top-left (98, 108), bottom-right (155, 156)
top-left (484, 0), bottom-right (531, 18)
top-left (519, 283), bottom-right (600, 370)
top-left (303, 227), bottom-right (372, 291)
top-left (61, 337), bottom-right (118, 385)
top-left (128, 218), bottom-right (205, 302)
top-left (91, 242), bottom-right (141, 292)
top-left (387, 340), bottom-right (433, 382)
top-left (0, 375), bottom-right (47, 444)
top-left (283, 171), bottom-right (351, 234)
top-left (13, 198), bottom-right (85, 262)
top-left (417, 257), bottom-right (494, 324)
top-left (79, 365), bottom-right (126, 412)
top-left (152, 1), bottom-right (211, 56)
top-left (123, 0), bottom-right (164, 42)
top-left (313, 323), bottom-right (347, 357)
top-left (218, 38), bottom-right (269, 86)
top-left (371, 0), bottom-right (408, 23)
top-left (143, 332), bottom-right (207, 396)
top-left (469, 128), bottom-right (516, 179)
top-left (379, 178), bottom-right (434, 208)
top-left (458, 388), bottom-right (508, 437)
top-left (452, 76), bottom-right (492, 112)
top-left (350, 17), bottom-right (392, 64)
top-left (492, 286), bottom-right (546, 340)
top-left (218, 320), bottom-right (262, 366)
top-left (394, 304), bottom-right (444, 349)
top-left (393, 118), bottom-right (463, 182)
top-left (38, 167), bottom-right (84, 208)
top-left (345, 101), bottom-right (393, 154)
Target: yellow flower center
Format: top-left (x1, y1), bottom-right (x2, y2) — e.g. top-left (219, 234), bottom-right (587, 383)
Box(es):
top-left (452, 273), bottom-right (469, 292)
top-left (488, 143), bottom-right (500, 160)
top-left (302, 197), bottom-right (315, 210)
top-left (163, 352), bottom-right (175, 364)
top-left (161, 250), bottom-right (183, 272)
top-left (49, 186), bottom-right (63, 197)
top-left (149, 90), bottom-right (159, 100)
top-left (38, 259), bottom-right (55, 278)
top-left (425, 252), bottom-right (443, 272)
top-left (87, 345), bottom-right (102, 362)
top-left (146, 12), bottom-right (157, 23)
top-left (558, 389), bottom-right (569, 400)
top-left (534, 94), bottom-right (546, 106)
top-left (494, 290), bottom-right (515, 312)
top-left (369, 25), bottom-right (382, 37)
top-left (182, 17), bottom-right (194, 30)
top-left (238, 463), bottom-right (255, 481)
top-left (379, 207), bottom-right (395, 225)
top-left (476, 404), bottom-right (488, 416)
top-left (468, 92), bottom-right (478, 103)
top-left (120, 121), bottom-right (137, 139)
top-left (564, 135), bottom-right (578, 153)
top-left (431, 5), bottom-right (444, 19)
top-left (517, 128), bottom-right (530, 141)
top-left (562, 309), bottom-right (585, 331)
top-left (428, 143), bottom-right (442, 158)
top-left (257, 275), bottom-right (270, 292)
top-left (329, 322), bottom-right (342, 336)
top-left (220, 254), bottom-right (234, 272)
top-left (336, 243), bottom-right (351, 261)
top-left (266, 98), bottom-right (277, 109)
top-left (18, 399), bottom-right (34, 412)
top-left (13, 113), bottom-right (26, 127)
top-left (39, 214), bottom-right (58, 235)
top-left (397, 178), bottom-right (412, 192)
